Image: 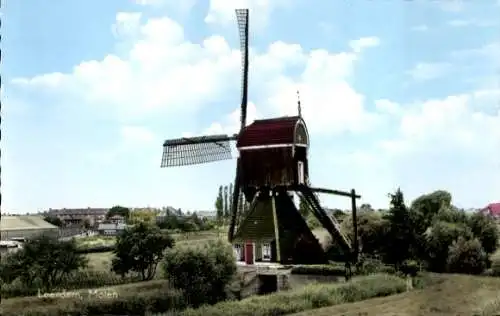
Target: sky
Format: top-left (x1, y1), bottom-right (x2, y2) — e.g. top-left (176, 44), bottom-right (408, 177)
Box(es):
top-left (2, 0), bottom-right (500, 214)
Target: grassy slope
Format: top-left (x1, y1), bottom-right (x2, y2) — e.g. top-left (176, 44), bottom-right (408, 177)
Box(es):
top-left (291, 274), bottom-right (500, 316)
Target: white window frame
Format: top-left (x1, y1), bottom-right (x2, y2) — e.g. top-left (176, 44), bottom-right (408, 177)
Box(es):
top-left (233, 244), bottom-right (244, 261)
top-left (297, 161), bottom-right (305, 184)
top-left (262, 243), bottom-right (271, 261)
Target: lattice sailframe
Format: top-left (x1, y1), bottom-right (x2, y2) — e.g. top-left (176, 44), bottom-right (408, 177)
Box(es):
top-left (161, 134), bottom-right (237, 167)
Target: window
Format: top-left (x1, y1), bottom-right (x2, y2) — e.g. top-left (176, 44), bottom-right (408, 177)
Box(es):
top-left (297, 161), bottom-right (304, 184)
top-left (233, 244), bottom-right (244, 261)
top-left (262, 243), bottom-right (271, 261)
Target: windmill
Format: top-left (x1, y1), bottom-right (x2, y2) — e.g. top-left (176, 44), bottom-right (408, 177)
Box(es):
top-left (161, 9), bottom-right (359, 273)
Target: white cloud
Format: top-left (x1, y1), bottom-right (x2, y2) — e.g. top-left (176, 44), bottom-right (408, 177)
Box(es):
top-left (12, 13), bottom-right (383, 139)
top-left (373, 91), bottom-right (500, 207)
top-left (10, 8), bottom-right (500, 210)
top-left (121, 126), bottom-right (155, 144)
top-left (349, 37), bottom-right (380, 53)
top-left (375, 99), bottom-right (401, 116)
top-left (407, 62), bottom-right (452, 81)
top-left (13, 15), bottom-right (241, 120)
top-left (380, 93), bottom-right (500, 158)
top-left (112, 12), bottom-right (142, 39)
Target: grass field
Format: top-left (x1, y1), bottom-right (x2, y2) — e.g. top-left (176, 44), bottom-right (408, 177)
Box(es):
top-left (84, 230), bottom-right (223, 274)
top-left (291, 274), bottom-right (500, 316)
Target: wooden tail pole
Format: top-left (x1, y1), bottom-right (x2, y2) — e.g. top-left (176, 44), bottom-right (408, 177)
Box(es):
top-left (351, 188), bottom-right (359, 264)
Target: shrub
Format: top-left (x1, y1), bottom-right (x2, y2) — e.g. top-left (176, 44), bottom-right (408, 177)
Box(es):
top-left (1, 270), bottom-right (140, 299)
top-left (290, 264), bottom-right (345, 276)
top-left (487, 257), bottom-right (500, 277)
top-left (0, 235), bottom-right (88, 291)
top-left (1, 280), bottom-right (187, 316)
top-left (355, 257), bottom-right (395, 275)
top-left (447, 237), bottom-right (488, 275)
top-left (162, 239), bottom-right (237, 307)
top-left (75, 245), bottom-right (115, 254)
top-left (400, 260), bottom-right (420, 277)
top-left (177, 274), bottom-right (408, 316)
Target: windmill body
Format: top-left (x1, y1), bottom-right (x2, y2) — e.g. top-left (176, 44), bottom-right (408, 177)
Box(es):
top-left (160, 9), bottom-right (359, 274)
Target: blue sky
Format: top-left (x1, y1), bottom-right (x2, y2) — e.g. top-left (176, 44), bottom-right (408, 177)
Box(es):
top-left (3, 0), bottom-right (500, 214)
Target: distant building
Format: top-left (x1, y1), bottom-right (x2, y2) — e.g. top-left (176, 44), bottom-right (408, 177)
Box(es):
top-left (480, 203), bottom-right (500, 219)
top-left (1, 215), bottom-right (59, 241)
top-left (97, 222), bottom-right (128, 236)
top-left (109, 215), bottom-right (126, 224)
top-left (47, 207), bottom-right (108, 226)
top-left (195, 211), bottom-right (217, 220)
top-left (156, 206), bottom-right (179, 223)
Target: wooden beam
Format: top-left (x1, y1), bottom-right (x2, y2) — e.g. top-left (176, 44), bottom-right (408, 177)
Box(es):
top-left (271, 193), bottom-right (281, 263)
top-left (309, 187), bottom-right (361, 199)
top-left (351, 188), bottom-right (359, 264)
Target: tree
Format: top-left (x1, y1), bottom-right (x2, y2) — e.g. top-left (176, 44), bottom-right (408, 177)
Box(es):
top-left (384, 188), bottom-right (414, 266)
top-left (112, 222), bottom-right (174, 280)
top-left (44, 216), bottom-right (63, 227)
top-left (163, 239), bottom-right (237, 307)
top-left (83, 219), bottom-right (92, 230)
top-left (467, 212), bottom-right (499, 255)
top-left (360, 203), bottom-right (374, 212)
top-left (410, 190), bottom-right (452, 228)
top-left (223, 185), bottom-right (229, 222)
top-left (228, 183), bottom-right (234, 220)
top-left (0, 235), bottom-right (87, 290)
top-left (447, 237), bottom-right (488, 275)
top-left (341, 210), bottom-right (389, 257)
top-left (425, 220), bottom-right (473, 272)
top-left (215, 186), bottom-right (224, 224)
top-left (106, 205), bottom-right (130, 220)
top-left (129, 209), bottom-right (157, 225)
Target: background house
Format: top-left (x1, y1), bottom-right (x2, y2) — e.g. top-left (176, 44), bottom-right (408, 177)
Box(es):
top-left (97, 222), bottom-right (127, 236)
top-left (156, 206), bottom-right (180, 223)
top-left (196, 210), bottom-right (217, 220)
top-left (47, 207), bottom-right (108, 226)
top-left (481, 203), bottom-right (500, 219)
top-left (109, 215), bottom-right (126, 224)
top-left (1, 215), bottom-right (59, 241)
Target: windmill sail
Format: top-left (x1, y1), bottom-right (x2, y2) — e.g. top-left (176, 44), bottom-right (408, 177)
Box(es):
top-left (161, 134), bottom-right (237, 167)
top-left (236, 9), bottom-right (249, 129)
top-left (160, 9), bottom-right (250, 168)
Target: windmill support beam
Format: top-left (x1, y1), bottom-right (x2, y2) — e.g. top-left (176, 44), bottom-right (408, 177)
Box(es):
top-left (309, 187), bottom-right (361, 199)
top-left (271, 192), bottom-right (281, 262)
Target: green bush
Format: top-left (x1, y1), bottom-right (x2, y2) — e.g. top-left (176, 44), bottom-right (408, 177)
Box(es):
top-left (176, 274), bottom-right (408, 316)
top-left (75, 245), bottom-right (115, 254)
top-left (1, 270), bottom-right (140, 299)
top-left (290, 264), bottom-right (345, 276)
top-left (1, 280), bottom-right (187, 316)
top-left (400, 260), bottom-right (420, 277)
top-left (489, 258), bottom-right (500, 277)
top-left (162, 238), bottom-right (237, 307)
top-left (355, 258), bottom-right (395, 275)
top-left (447, 237), bottom-right (488, 275)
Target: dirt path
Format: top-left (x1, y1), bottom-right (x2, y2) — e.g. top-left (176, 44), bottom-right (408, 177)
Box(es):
top-left (291, 275), bottom-right (500, 316)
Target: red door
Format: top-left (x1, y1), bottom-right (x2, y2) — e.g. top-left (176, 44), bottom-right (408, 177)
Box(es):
top-left (245, 242), bottom-right (254, 264)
